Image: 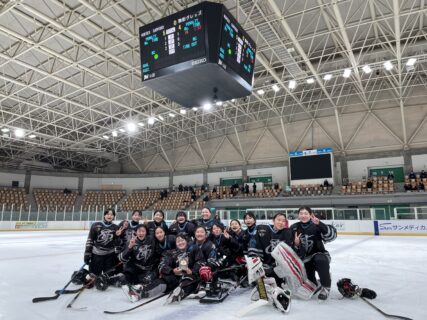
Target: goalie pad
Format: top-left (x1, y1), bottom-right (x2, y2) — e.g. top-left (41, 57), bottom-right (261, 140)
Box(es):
top-left (244, 255), bottom-right (265, 284)
top-left (271, 242), bottom-right (318, 300)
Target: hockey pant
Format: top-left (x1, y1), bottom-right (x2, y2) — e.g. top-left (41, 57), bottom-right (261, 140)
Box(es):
top-left (89, 252), bottom-right (118, 276)
top-left (123, 265), bottom-right (156, 286)
top-left (304, 252), bottom-right (331, 288)
top-left (271, 242), bottom-right (318, 300)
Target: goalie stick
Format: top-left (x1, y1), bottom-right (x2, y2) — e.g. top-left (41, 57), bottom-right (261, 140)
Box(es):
top-left (361, 297), bottom-right (413, 320)
top-left (32, 263), bottom-right (86, 303)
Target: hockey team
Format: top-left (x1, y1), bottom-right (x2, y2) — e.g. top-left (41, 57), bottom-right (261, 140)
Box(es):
top-left (77, 205), bottom-right (341, 313)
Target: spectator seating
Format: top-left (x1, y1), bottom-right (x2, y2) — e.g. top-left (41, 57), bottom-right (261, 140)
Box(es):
top-left (404, 175), bottom-right (426, 192)
top-left (82, 190), bottom-right (125, 211)
top-left (240, 187), bottom-right (280, 198)
top-left (289, 184), bottom-right (333, 196)
top-left (341, 176), bottom-right (394, 194)
top-left (0, 187), bottom-right (28, 210)
top-left (153, 191), bottom-right (194, 210)
top-left (34, 189), bottom-right (77, 211)
top-left (121, 190), bottom-right (161, 211)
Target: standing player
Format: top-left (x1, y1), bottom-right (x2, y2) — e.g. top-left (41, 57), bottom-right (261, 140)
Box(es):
top-left (194, 207), bottom-right (224, 236)
top-left (290, 206), bottom-right (337, 300)
top-left (147, 209), bottom-right (169, 235)
top-left (84, 208), bottom-right (123, 276)
top-left (168, 211), bottom-right (196, 238)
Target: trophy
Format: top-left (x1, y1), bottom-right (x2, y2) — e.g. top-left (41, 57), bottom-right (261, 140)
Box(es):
top-left (178, 255), bottom-right (189, 271)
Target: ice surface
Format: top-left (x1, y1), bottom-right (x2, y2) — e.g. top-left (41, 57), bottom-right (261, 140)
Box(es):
top-left (0, 231), bottom-right (425, 320)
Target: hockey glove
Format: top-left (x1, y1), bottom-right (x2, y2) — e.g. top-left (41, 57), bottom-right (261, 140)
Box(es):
top-left (84, 253), bottom-right (91, 265)
top-left (199, 266), bottom-right (213, 282)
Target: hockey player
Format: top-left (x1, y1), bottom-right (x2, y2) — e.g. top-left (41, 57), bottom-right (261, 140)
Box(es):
top-left (242, 212), bottom-right (257, 255)
top-left (146, 210), bottom-right (169, 235)
top-left (248, 212), bottom-right (292, 280)
top-left (84, 208), bottom-right (122, 276)
top-left (117, 210), bottom-right (142, 250)
top-left (154, 226), bottom-right (176, 258)
top-left (168, 211), bottom-right (196, 238)
top-left (194, 207), bottom-right (224, 236)
top-left (290, 206), bottom-right (337, 300)
top-left (118, 224), bottom-right (157, 286)
top-left (208, 222), bottom-right (241, 270)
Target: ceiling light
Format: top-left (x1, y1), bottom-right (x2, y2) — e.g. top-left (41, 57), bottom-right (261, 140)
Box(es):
top-left (14, 128), bottom-right (25, 138)
top-left (288, 80), bottom-right (296, 89)
top-left (28, 134), bottom-right (36, 138)
top-left (215, 101), bottom-right (223, 106)
top-left (306, 78), bottom-right (314, 84)
top-left (169, 113), bottom-right (176, 118)
top-left (103, 135), bottom-right (109, 140)
top-left (112, 131), bottom-right (118, 137)
top-left (362, 65), bottom-right (372, 74)
top-left (231, 99), bottom-right (236, 102)
top-left (1, 128), bottom-right (9, 133)
top-left (257, 89), bottom-right (265, 95)
top-left (323, 74), bottom-right (332, 81)
top-left (147, 117), bottom-right (155, 125)
top-left (158, 115), bottom-right (164, 121)
top-left (406, 58), bottom-right (416, 66)
top-left (119, 128), bottom-right (125, 133)
top-left (272, 84), bottom-right (280, 92)
top-left (203, 103), bottom-right (212, 110)
top-left (192, 107), bottom-right (198, 111)
top-left (126, 122), bottom-right (137, 132)
top-left (343, 68), bottom-right (351, 78)
top-left (180, 109), bottom-right (187, 115)
top-left (137, 122), bottom-right (144, 127)
top-left (384, 60), bottom-right (393, 71)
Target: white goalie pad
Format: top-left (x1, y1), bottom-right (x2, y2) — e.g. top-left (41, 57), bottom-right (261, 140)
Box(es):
top-left (271, 242), bottom-right (318, 300)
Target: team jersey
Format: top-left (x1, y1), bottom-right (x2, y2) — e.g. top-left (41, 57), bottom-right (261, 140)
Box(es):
top-left (119, 235), bottom-right (156, 271)
top-left (168, 221), bottom-right (196, 238)
top-left (85, 220), bottom-right (119, 256)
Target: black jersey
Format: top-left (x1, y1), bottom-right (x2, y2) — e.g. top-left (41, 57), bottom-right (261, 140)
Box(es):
top-left (155, 234), bottom-right (176, 258)
top-left (189, 240), bottom-right (218, 274)
top-left (290, 221), bottom-right (337, 261)
top-left (194, 218), bottom-right (224, 236)
top-left (242, 225), bottom-right (257, 255)
top-left (85, 220), bottom-right (119, 256)
top-left (248, 224), bottom-right (293, 266)
top-left (118, 220), bottom-right (140, 242)
top-left (119, 236), bottom-right (156, 271)
top-left (168, 221), bottom-right (196, 238)
top-left (208, 233), bottom-right (241, 262)
top-left (147, 220), bottom-right (169, 236)
top-left (158, 246), bottom-right (193, 276)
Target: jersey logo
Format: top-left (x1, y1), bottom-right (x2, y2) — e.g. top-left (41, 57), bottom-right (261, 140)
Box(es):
top-left (136, 244), bottom-right (152, 262)
top-left (97, 229), bottom-right (114, 245)
top-left (265, 239), bottom-right (281, 254)
top-left (301, 234), bottom-right (314, 253)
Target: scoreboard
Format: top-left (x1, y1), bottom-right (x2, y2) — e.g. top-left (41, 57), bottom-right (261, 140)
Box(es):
top-left (139, 2), bottom-right (257, 107)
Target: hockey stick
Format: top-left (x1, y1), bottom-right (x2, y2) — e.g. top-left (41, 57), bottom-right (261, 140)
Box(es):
top-left (55, 288), bottom-right (84, 295)
top-left (66, 286), bottom-right (87, 310)
top-left (360, 297), bottom-right (413, 320)
top-left (32, 263), bottom-right (86, 303)
top-left (104, 292), bottom-right (169, 314)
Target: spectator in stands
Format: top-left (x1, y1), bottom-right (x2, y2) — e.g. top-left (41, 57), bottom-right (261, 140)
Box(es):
top-left (387, 172), bottom-right (394, 180)
top-left (160, 190), bottom-right (165, 200)
top-left (417, 182), bottom-right (425, 191)
top-left (189, 186), bottom-right (194, 193)
top-left (212, 186), bottom-right (217, 193)
top-left (409, 170), bottom-right (416, 179)
top-left (404, 183), bottom-right (411, 192)
top-left (147, 209), bottom-right (169, 235)
top-left (184, 186), bottom-right (189, 192)
top-left (191, 191), bottom-right (197, 201)
top-left (201, 184), bottom-right (206, 192)
top-left (178, 184), bottom-right (184, 192)
top-left (274, 183), bottom-right (279, 191)
top-left (203, 194), bottom-right (210, 202)
top-left (240, 185), bottom-right (245, 193)
top-left (323, 179), bottom-right (330, 187)
top-left (366, 179), bottom-right (373, 189)
top-left (63, 188), bottom-right (71, 194)
top-left (421, 170), bottom-right (427, 179)
top-left (163, 189), bottom-right (168, 198)
top-left (252, 183), bottom-right (257, 194)
top-left (245, 184), bottom-right (249, 194)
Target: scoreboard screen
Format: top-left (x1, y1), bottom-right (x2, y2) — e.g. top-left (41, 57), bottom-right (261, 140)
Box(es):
top-left (218, 13), bottom-right (255, 85)
top-left (140, 8), bottom-right (205, 81)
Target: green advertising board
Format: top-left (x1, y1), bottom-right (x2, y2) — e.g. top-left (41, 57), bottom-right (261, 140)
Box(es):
top-left (369, 166), bottom-right (404, 183)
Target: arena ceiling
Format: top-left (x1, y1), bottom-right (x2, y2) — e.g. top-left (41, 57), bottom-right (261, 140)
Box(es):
top-left (0, 0), bottom-right (426, 172)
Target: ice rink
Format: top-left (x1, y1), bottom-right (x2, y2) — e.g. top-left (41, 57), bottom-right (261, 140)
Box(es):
top-left (0, 231), bottom-right (425, 320)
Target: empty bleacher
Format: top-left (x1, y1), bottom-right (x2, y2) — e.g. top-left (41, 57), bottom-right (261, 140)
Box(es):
top-left (121, 190), bottom-right (161, 211)
top-left (0, 187), bottom-right (28, 210)
top-left (288, 184), bottom-right (333, 196)
top-left (82, 190), bottom-right (126, 211)
top-left (341, 176), bottom-right (394, 195)
top-left (152, 191), bottom-right (196, 210)
top-left (34, 189), bottom-right (77, 211)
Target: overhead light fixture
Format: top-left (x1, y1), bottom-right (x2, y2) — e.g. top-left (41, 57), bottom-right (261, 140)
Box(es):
top-left (158, 115), bottom-right (164, 121)
top-left (203, 103), bottom-right (212, 110)
top-left (215, 101), bottom-right (223, 106)
top-left (147, 117), bottom-right (155, 125)
top-left (362, 65), bottom-right (372, 74)
top-left (103, 135), bottom-right (109, 140)
top-left (343, 68), bottom-right (352, 78)
top-left (288, 80), bottom-right (296, 89)
top-left (126, 122), bottom-right (137, 132)
top-left (137, 122), bottom-right (144, 127)
top-left (383, 60), bottom-right (393, 71)
top-left (257, 89), bottom-right (265, 95)
top-left (231, 99), bottom-right (236, 102)
top-left (112, 131), bottom-right (118, 137)
top-left (14, 128), bottom-right (25, 138)
top-left (119, 128), bottom-right (125, 133)
top-left (28, 134), bottom-right (36, 138)
top-left (192, 107), bottom-right (198, 111)
top-left (169, 113), bottom-right (176, 118)
top-left (323, 74), bottom-right (332, 81)
top-left (272, 84), bottom-right (280, 92)
top-left (1, 128), bottom-right (9, 133)
top-left (306, 78), bottom-right (314, 84)
top-left (406, 58), bottom-right (416, 66)
top-left (180, 109), bottom-right (187, 115)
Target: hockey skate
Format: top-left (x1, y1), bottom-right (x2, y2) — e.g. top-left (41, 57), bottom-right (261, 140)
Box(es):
top-left (317, 287), bottom-right (330, 301)
top-left (122, 284), bottom-right (147, 303)
top-left (166, 286), bottom-right (185, 304)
